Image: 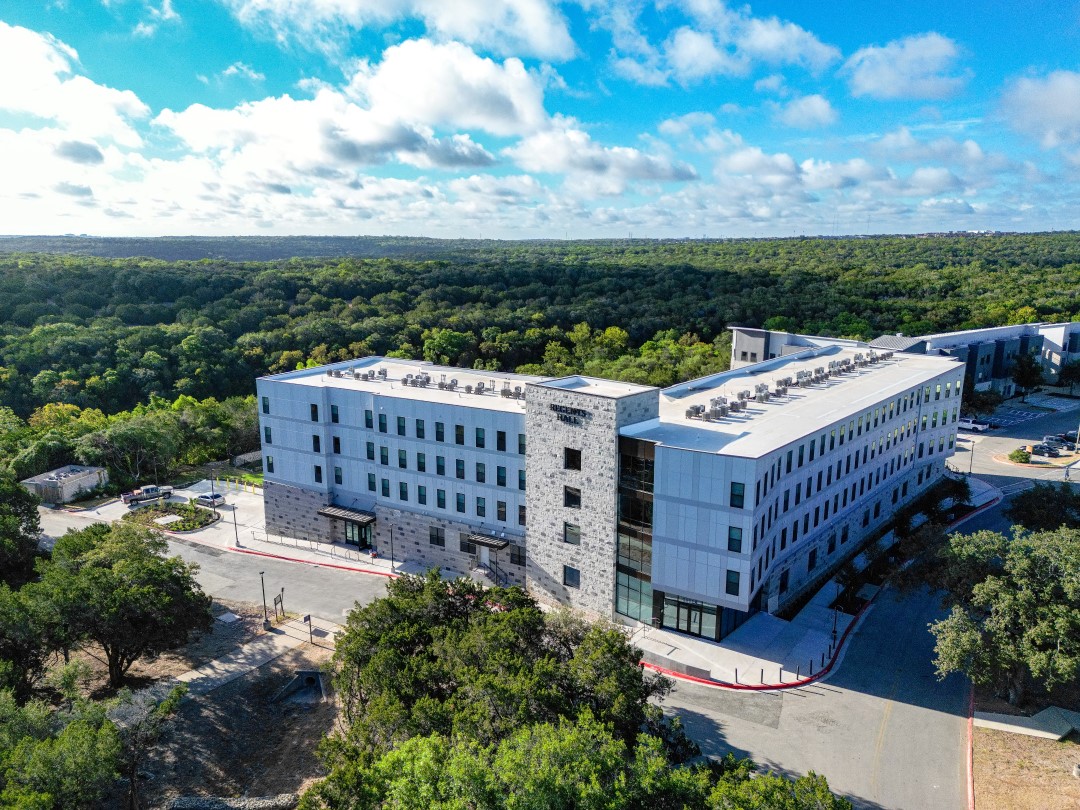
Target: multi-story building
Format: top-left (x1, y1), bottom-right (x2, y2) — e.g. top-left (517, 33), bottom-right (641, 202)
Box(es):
top-left (731, 321), bottom-right (1080, 395)
top-left (257, 347), bottom-right (962, 643)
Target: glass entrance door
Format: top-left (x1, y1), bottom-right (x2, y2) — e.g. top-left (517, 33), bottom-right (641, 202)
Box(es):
top-left (678, 602), bottom-right (701, 635)
top-left (344, 521), bottom-right (372, 549)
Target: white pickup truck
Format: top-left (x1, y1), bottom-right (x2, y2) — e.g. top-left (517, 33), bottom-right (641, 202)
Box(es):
top-left (957, 417), bottom-right (990, 432)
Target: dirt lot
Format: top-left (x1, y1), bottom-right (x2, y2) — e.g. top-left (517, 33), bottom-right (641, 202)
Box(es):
top-left (143, 642), bottom-right (337, 806)
top-left (974, 728), bottom-right (1080, 810)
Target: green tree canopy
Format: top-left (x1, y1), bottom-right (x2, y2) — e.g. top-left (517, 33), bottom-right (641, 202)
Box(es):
top-left (0, 476), bottom-right (41, 590)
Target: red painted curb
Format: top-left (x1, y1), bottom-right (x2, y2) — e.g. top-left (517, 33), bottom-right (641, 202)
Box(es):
top-left (967, 685), bottom-right (976, 810)
top-left (228, 546), bottom-right (401, 578)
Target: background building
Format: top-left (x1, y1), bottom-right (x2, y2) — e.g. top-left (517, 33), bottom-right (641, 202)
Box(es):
top-left (21, 465), bottom-right (108, 504)
top-left (258, 348), bottom-right (961, 642)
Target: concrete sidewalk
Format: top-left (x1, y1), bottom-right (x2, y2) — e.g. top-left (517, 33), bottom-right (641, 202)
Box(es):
top-left (175, 615), bottom-right (341, 695)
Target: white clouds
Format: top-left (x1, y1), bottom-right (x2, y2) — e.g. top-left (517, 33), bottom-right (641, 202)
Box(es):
top-left (738, 17), bottom-right (840, 72)
top-left (664, 27), bottom-right (746, 83)
top-left (347, 39), bottom-right (547, 137)
top-left (221, 0), bottom-right (575, 60)
top-left (0, 22), bottom-right (149, 146)
top-left (505, 122), bottom-right (697, 194)
top-left (843, 33), bottom-right (968, 100)
top-left (775, 94), bottom-right (836, 129)
top-left (1001, 70), bottom-right (1080, 151)
top-left (875, 127), bottom-right (989, 167)
top-left (222, 61), bottom-right (266, 81)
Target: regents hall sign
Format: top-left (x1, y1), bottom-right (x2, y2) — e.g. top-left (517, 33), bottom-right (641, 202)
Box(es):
top-left (550, 404), bottom-right (593, 426)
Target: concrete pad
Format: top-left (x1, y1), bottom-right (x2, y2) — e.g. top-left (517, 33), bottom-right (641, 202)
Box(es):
top-left (974, 706), bottom-right (1077, 741)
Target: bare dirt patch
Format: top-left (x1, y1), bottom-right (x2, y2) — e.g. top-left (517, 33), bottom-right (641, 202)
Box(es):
top-left (974, 728), bottom-right (1080, 810)
top-left (143, 642), bottom-right (337, 806)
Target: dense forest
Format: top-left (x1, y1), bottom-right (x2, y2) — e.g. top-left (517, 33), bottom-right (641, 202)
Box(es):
top-left (0, 233), bottom-right (1078, 483)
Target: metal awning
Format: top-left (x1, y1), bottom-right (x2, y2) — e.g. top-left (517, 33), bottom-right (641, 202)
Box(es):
top-left (317, 505), bottom-right (376, 525)
top-left (468, 533), bottom-right (510, 550)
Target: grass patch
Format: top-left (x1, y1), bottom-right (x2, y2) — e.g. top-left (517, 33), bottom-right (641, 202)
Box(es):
top-left (122, 501), bottom-right (219, 532)
top-left (974, 727), bottom-right (1080, 809)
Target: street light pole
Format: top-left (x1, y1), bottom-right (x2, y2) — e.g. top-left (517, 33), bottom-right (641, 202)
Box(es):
top-left (389, 524), bottom-right (395, 573)
top-left (232, 506), bottom-right (240, 547)
top-left (968, 439), bottom-right (974, 474)
top-left (259, 571), bottom-right (268, 625)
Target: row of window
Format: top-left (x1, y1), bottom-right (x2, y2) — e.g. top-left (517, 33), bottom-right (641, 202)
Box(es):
top-left (261, 396), bottom-right (527, 454)
top-left (366, 473), bottom-right (527, 525)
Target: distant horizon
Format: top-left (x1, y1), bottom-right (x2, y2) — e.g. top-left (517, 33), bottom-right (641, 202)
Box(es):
top-left (2, 3), bottom-right (1080, 237)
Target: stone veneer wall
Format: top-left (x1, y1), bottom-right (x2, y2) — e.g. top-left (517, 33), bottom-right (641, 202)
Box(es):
top-left (525, 383), bottom-right (658, 618)
top-left (263, 480), bottom-right (331, 543)
top-left (370, 506), bottom-right (527, 587)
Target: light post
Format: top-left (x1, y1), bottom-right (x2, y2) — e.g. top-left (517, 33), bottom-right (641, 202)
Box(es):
top-left (259, 571), bottom-right (269, 627)
top-left (968, 438), bottom-right (974, 474)
top-left (388, 523), bottom-right (395, 573)
top-left (232, 505), bottom-right (240, 547)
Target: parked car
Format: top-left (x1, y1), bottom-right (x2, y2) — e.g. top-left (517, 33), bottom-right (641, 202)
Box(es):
top-left (957, 417), bottom-right (990, 432)
top-left (1042, 435), bottom-right (1076, 451)
top-left (1056, 431), bottom-right (1080, 444)
top-left (1030, 444), bottom-right (1060, 458)
top-left (194, 492), bottom-right (225, 507)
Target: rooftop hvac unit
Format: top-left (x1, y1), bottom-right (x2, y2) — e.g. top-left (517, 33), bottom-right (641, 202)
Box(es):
top-left (737, 389), bottom-right (750, 400)
top-left (450, 378), bottom-right (459, 389)
top-left (685, 407), bottom-right (697, 419)
top-left (514, 386), bottom-right (522, 396)
top-left (867, 352), bottom-right (878, 364)
top-left (476, 382), bottom-right (485, 394)
top-left (774, 385), bottom-right (787, 397)
top-left (755, 391), bottom-right (770, 403)
top-left (325, 369), bottom-right (334, 376)
top-left (465, 385), bottom-right (473, 394)
top-left (378, 368), bottom-right (388, 378)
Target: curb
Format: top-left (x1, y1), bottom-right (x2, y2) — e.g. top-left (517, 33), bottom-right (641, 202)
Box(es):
top-left (227, 546), bottom-right (402, 579)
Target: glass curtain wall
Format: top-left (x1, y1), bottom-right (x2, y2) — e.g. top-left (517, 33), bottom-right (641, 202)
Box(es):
top-left (615, 438), bottom-right (655, 623)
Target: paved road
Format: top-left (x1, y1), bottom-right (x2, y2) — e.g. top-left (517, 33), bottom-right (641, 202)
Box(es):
top-left (666, 585), bottom-right (968, 810)
top-left (37, 507), bottom-right (389, 624)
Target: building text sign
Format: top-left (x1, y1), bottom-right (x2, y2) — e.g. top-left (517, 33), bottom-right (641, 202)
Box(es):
top-left (550, 404), bottom-right (592, 426)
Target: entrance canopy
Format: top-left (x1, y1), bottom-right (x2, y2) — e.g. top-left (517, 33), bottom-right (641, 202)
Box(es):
top-left (468, 533), bottom-right (510, 550)
top-left (317, 505), bottom-right (376, 525)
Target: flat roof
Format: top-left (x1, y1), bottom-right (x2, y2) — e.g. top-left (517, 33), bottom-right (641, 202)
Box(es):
top-left (622, 346), bottom-right (962, 458)
top-left (259, 357), bottom-right (550, 414)
top-left (535, 375), bottom-right (656, 399)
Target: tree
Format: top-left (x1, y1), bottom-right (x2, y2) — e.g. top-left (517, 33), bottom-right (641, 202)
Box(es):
top-left (40, 523), bottom-right (213, 688)
top-left (0, 585), bottom-right (53, 702)
top-left (109, 683), bottom-right (187, 810)
top-left (0, 476), bottom-right (41, 589)
top-left (1004, 482), bottom-right (1080, 531)
top-left (928, 527), bottom-right (1080, 705)
top-left (1010, 351), bottom-right (1044, 402)
top-left (1058, 358), bottom-right (1080, 395)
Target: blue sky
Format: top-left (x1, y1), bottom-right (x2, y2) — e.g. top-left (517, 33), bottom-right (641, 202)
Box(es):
top-left (2, 1), bottom-right (1080, 238)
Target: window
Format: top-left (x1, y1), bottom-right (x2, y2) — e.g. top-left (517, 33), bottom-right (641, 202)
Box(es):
top-left (827, 533), bottom-right (837, 554)
top-left (456, 459), bottom-right (465, 479)
top-left (475, 427), bottom-right (485, 448)
top-left (730, 481), bottom-right (745, 509)
top-left (779, 569), bottom-right (789, 594)
top-left (418, 485), bottom-right (427, 505)
top-left (518, 504), bottom-right (527, 526)
top-left (397, 416), bottom-right (406, 436)
top-left (727, 526), bottom-right (743, 553)
top-left (725, 570), bottom-right (740, 596)
top-left (399, 482), bottom-right (408, 501)
top-left (510, 544), bottom-right (525, 566)
top-left (455, 424), bottom-right (465, 445)
top-left (416, 419), bottom-right (425, 439)
top-left (460, 533), bottom-right (476, 554)
top-left (332, 436), bottom-right (340, 454)
top-left (564, 522), bottom-right (581, 545)
top-left (497, 430), bottom-right (507, 452)
top-left (476, 462), bottom-right (486, 483)
top-left (380, 446), bottom-right (388, 465)
top-left (807, 549), bottom-right (818, 572)
top-left (518, 433), bottom-right (526, 454)
top-left (563, 565), bottom-right (580, 588)
top-left (366, 442), bottom-right (375, 461)
top-left (456, 493), bottom-right (466, 513)
top-left (436, 422), bottom-right (445, 442)
top-left (497, 501), bottom-right (507, 521)
top-left (437, 456), bottom-right (446, 476)
top-left (429, 527), bottom-right (445, 547)
top-left (266, 455), bottom-right (274, 473)
top-left (367, 473), bottom-right (376, 492)
top-left (381, 478), bottom-right (390, 497)
top-left (497, 466), bottom-right (507, 487)
top-left (365, 410), bottom-right (373, 429)
top-left (261, 396), bottom-right (269, 414)
top-left (312, 434), bottom-right (321, 453)
top-left (310, 403), bottom-right (319, 422)
top-left (314, 465), bottom-right (323, 484)
top-left (331, 404), bottom-right (339, 424)
top-left (476, 497), bottom-right (486, 517)
top-left (519, 469), bottom-right (526, 490)
top-left (437, 489), bottom-right (446, 509)
top-left (378, 413), bottom-right (387, 433)
top-left (398, 449), bottom-right (407, 469)
top-left (564, 486), bottom-right (581, 508)
top-left (263, 426), bottom-right (272, 444)
top-left (417, 453), bottom-right (426, 473)
top-left (564, 447), bottom-right (582, 470)
top-left (333, 466), bottom-right (342, 485)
